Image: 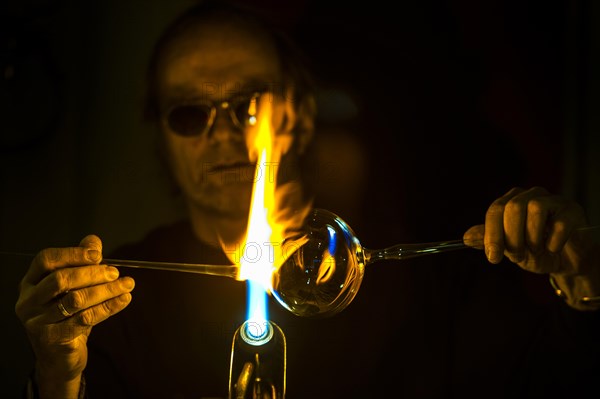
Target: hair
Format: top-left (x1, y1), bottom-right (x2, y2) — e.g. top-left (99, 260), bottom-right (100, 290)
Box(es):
top-left (143, 0), bottom-right (316, 143)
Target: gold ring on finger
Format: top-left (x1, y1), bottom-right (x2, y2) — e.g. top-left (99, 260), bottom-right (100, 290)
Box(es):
top-left (57, 298), bottom-right (72, 318)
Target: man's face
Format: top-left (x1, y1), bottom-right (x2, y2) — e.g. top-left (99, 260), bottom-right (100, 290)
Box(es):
top-left (157, 23), bottom-right (283, 220)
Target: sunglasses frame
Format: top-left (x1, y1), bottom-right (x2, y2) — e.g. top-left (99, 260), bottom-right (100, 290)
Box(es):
top-left (163, 91), bottom-right (264, 137)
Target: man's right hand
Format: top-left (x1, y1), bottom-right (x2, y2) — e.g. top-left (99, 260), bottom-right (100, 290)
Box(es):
top-left (15, 234), bottom-right (134, 399)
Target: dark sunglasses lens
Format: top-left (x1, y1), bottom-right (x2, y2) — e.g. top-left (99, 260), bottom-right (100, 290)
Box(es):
top-left (232, 97), bottom-right (257, 128)
top-left (167, 105), bottom-right (210, 136)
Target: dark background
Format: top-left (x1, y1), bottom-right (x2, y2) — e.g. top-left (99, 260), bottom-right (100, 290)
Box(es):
top-left (2, 0), bottom-right (599, 396)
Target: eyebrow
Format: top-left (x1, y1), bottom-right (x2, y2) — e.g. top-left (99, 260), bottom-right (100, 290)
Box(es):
top-left (162, 80), bottom-right (274, 109)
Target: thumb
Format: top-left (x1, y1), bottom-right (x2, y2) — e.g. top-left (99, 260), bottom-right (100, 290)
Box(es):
top-left (463, 224), bottom-right (484, 249)
top-left (79, 234), bottom-right (103, 263)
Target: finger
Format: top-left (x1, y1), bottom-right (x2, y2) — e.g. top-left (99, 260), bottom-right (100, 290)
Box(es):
top-left (16, 265), bottom-right (121, 321)
top-left (74, 292), bottom-right (132, 327)
top-left (502, 187), bottom-right (549, 262)
top-left (524, 196), bottom-right (549, 254)
top-left (42, 277), bottom-right (134, 323)
top-left (79, 234), bottom-right (103, 257)
top-left (484, 187), bottom-right (524, 263)
top-left (24, 238), bottom-right (103, 285)
top-left (546, 200), bottom-right (587, 253)
top-left (34, 265), bottom-right (120, 305)
top-left (31, 293), bottom-right (133, 345)
top-left (463, 224), bottom-right (484, 249)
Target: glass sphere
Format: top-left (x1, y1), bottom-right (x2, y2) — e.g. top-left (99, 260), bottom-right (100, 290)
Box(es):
top-left (271, 208), bottom-right (366, 318)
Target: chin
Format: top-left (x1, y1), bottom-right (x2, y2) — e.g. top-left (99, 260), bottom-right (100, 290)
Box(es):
top-left (189, 195), bottom-right (250, 219)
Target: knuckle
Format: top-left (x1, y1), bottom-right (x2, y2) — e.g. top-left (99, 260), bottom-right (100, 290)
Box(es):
top-left (51, 270), bottom-right (71, 295)
top-left (101, 299), bottom-right (115, 315)
top-left (80, 300), bottom-right (115, 326)
top-left (78, 308), bottom-right (96, 326)
top-left (108, 280), bottom-right (125, 295)
top-left (504, 186), bottom-right (524, 197)
top-left (486, 202), bottom-right (505, 218)
top-left (38, 248), bottom-right (61, 268)
top-left (78, 303), bottom-right (116, 326)
top-left (67, 246), bottom-right (80, 264)
top-left (97, 265), bottom-right (113, 281)
top-left (504, 198), bottom-right (524, 214)
top-left (67, 290), bottom-right (87, 311)
top-left (553, 220), bottom-right (567, 234)
top-left (526, 200), bottom-right (544, 217)
top-left (103, 281), bottom-right (117, 296)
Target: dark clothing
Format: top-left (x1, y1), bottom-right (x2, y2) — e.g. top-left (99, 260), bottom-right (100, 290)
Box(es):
top-left (86, 219), bottom-right (600, 399)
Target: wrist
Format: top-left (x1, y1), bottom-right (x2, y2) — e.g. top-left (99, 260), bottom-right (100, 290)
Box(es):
top-left (549, 273), bottom-right (600, 311)
top-left (34, 366), bottom-right (83, 399)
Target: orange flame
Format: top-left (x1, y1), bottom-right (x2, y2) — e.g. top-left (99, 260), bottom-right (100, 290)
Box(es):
top-left (237, 98), bottom-right (283, 288)
top-left (224, 92), bottom-right (310, 329)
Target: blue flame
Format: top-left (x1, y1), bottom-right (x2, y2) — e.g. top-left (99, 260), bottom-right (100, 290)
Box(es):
top-left (245, 279), bottom-right (269, 340)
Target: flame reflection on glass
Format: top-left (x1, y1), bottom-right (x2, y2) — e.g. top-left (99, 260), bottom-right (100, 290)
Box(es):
top-left (271, 209), bottom-right (365, 318)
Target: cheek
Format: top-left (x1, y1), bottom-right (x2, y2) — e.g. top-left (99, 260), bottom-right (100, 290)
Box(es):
top-left (164, 136), bottom-right (203, 182)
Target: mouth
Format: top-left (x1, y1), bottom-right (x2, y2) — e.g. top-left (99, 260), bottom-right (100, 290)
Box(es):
top-left (208, 161), bottom-right (256, 173)
top-left (199, 161), bottom-right (258, 186)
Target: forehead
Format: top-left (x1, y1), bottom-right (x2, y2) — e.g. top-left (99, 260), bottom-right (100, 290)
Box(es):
top-left (158, 21), bottom-right (282, 102)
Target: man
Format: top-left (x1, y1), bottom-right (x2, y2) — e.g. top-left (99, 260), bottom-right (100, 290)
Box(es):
top-left (16, 1), bottom-right (600, 398)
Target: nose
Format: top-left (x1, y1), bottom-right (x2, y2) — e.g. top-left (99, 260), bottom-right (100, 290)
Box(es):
top-left (207, 105), bottom-right (244, 144)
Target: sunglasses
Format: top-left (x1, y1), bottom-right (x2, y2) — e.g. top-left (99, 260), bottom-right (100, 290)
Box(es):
top-left (164, 91), bottom-right (263, 137)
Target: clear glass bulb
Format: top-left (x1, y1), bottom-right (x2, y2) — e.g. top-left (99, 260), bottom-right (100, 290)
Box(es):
top-left (270, 208), bottom-right (366, 318)
top-left (270, 208), bottom-right (467, 318)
